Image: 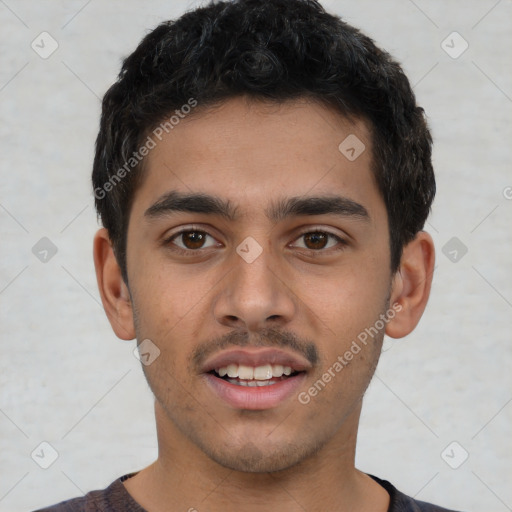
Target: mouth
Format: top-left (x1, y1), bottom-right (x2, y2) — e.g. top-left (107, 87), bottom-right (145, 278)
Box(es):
top-left (209, 363), bottom-right (301, 387)
top-left (201, 349), bottom-right (310, 410)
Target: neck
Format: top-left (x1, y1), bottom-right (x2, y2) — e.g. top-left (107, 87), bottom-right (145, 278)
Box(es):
top-left (123, 400), bottom-right (389, 512)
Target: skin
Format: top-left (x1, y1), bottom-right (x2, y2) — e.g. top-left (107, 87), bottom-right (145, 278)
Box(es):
top-left (94, 96), bottom-right (435, 512)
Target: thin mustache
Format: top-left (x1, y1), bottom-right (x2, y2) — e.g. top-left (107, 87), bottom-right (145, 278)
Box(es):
top-left (191, 327), bottom-right (319, 370)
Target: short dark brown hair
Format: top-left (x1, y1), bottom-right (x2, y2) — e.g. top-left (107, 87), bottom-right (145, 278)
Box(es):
top-left (92, 0), bottom-right (435, 283)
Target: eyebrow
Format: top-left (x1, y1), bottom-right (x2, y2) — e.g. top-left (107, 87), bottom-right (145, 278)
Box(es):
top-left (144, 191), bottom-right (370, 223)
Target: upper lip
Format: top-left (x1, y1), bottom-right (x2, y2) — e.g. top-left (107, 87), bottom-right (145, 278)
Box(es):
top-left (201, 348), bottom-right (312, 374)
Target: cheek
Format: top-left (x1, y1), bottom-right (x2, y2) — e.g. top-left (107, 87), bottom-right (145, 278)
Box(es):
top-left (295, 260), bottom-right (390, 340)
top-left (132, 260), bottom-right (209, 328)
top-left (129, 262), bottom-right (218, 379)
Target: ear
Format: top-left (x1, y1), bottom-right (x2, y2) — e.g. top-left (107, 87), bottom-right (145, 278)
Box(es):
top-left (93, 228), bottom-right (136, 340)
top-left (385, 231), bottom-right (435, 339)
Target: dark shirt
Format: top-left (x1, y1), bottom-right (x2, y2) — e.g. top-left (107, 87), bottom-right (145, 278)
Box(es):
top-left (33, 472), bottom-right (462, 511)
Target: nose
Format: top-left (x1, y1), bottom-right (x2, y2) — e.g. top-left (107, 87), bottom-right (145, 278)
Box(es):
top-left (212, 240), bottom-right (297, 332)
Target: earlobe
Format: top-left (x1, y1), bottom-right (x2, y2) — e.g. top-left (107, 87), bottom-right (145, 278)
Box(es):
top-left (385, 231), bottom-right (435, 339)
top-left (93, 228), bottom-right (136, 340)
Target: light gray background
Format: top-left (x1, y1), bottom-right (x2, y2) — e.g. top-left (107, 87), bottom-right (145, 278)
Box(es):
top-left (1, 1), bottom-right (511, 511)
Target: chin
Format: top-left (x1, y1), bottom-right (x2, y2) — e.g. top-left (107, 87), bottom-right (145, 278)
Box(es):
top-left (201, 437), bottom-right (323, 474)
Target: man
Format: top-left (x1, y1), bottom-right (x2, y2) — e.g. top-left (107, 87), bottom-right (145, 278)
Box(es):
top-left (35, 0), bottom-right (461, 510)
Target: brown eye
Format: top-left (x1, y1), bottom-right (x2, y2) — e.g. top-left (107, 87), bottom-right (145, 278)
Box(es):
top-left (291, 231), bottom-right (345, 252)
top-left (180, 231), bottom-right (207, 249)
top-left (169, 230), bottom-right (218, 251)
top-left (303, 232), bottom-right (328, 250)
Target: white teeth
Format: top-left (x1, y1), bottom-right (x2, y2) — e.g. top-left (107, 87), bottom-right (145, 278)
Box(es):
top-left (253, 364), bottom-right (272, 380)
top-left (226, 364), bottom-right (238, 378)
top-left (254, 380), bottom-right (276, 387)
top-left (215, 363), bottom-right (296, 379)
top-left (237, 364), bottom-right (254, 380)
top-left (272, 364), bottom-right (284, 375)
top-left (227, 378), bottom-right (277, 387)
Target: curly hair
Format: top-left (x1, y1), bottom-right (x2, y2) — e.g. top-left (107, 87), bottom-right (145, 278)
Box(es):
top-left (92, 0), bottom-right (435, 283)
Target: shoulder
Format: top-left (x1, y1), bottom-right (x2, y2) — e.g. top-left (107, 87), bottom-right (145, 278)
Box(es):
top-left (31, 474), bottom-right (145, 512)
top-left (369, 474), bottom-right (464, 512)
top-left (32, 489), bottom-right (105, 512)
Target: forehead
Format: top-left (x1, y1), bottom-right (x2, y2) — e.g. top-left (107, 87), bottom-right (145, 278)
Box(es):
top-left (131, 96), bottom-right (383, 222)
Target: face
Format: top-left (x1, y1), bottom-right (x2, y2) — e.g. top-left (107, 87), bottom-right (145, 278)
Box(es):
top-left (124, 97), bottom-right (395, 473)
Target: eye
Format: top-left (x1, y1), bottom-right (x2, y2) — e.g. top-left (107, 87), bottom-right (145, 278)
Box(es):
top-left (290, 230), bottom-right (346, 251)
top-left (164, 228), bottom-right (346, 255)
top-left (166, 229), bottom-right (219, 252)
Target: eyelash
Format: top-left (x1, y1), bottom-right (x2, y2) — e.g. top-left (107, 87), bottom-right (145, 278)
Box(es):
top-left (163, 227), bottom-right (348, 257)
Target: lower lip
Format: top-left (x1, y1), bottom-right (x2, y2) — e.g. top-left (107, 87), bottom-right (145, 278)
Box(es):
top-left (203, 373), bottom-right (306, 410)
